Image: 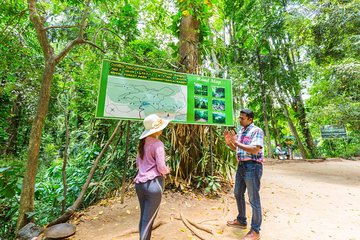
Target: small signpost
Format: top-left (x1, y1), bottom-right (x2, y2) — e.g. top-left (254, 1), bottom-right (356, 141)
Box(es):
top-left (320, 125), bottom-right (347, 153)
top-left (320, 125), bottom-right (347, 139)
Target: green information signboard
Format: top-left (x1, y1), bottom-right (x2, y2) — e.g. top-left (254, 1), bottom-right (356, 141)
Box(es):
top-left (320, 125), bottom-right (347, 139)
top-left (96, 60), bottom-right (234, 126)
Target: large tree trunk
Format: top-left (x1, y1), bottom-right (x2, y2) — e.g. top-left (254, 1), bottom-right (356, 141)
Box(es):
top-left (61, 108), bottom-right (70, 213)
top-left (293, 95), bottom-right (319, 158)
top-left (261, 92), bottom-right (273, 158)
top-left (120, 121), bottom-right (131, 204)
top-left (270, 110), bottom-right (280, 147)
top-left (174, 13), bottom-right (202, 180)
top-left (285, 40), bottom-right (318, 158)
top-left (272, 36), bottom-right (317, 159)
top-left (256, 50), bottom-right (273, 158)
top-left (16, 62), bottom-right (56, 230)
top-left (17, 0), bottom-right (101, 232)
top-left (179, 15), bottom-right (200, 73)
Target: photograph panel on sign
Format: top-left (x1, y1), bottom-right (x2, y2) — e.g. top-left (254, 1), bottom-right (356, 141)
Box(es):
top-left (213, 112), bottom-right (226, 124)
top-left (194, 83), bottom-right (208, 96)
top-left (194, 96), bottom-right (208, 110)
top-left (212, 86), bottom-right (225, 98)
top-left (212, 99), bottom-right (225, 111)
top-left (195, 110), bottom-right (208, 122)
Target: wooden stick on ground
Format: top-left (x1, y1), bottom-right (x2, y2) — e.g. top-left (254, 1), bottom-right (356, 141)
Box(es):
top-left (186, 217), bottom-right (213, 234)
top-left (179, 213), bottom-right (212, 240)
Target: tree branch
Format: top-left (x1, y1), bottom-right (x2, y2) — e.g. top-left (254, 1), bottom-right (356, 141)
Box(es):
top-left (54, 0), bottom-right (106, 64)
top-left (27, 0), bottom-right (53, 59)
top-left (47, 121), bottom-right (123, 227)
top-left (79, 0), bottom-right (91, 37)
top-left (0, 10), bottom-right (27, 40)
top-left (55, 38), bottom-right (105, 64)
top-left (43, 25), bottom-right (79, 31)
top-left (81, 39), bottom-right (106, 53)
top-left (93, 27), bottom-right (125, 43)
top-left (179, 213), bottom-right (211, 240)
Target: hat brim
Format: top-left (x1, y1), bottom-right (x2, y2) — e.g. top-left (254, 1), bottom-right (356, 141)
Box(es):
top-left (139, 119), bottom-right (170, 139)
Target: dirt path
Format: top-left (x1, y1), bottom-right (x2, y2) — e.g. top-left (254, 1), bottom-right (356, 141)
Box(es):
top-left (70, 159), bottom-right (360, 240)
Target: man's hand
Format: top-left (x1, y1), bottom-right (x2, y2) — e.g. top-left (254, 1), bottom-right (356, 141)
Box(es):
top-left (223, 130), bottom-right (237, 150)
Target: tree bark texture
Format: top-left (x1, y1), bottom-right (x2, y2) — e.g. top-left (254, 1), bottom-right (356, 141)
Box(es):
top-left (179, 14), bottom-right (200, 73)
top-left (293, 95), bottom-right (319, 158)
top-left (270, 110), bottom-right (280, 147)
top-left (285, 40), bottom-right (318, 158)
top-left (174, 12), bottom-right (203, 181)
top-left (120, 121), bottom-right (131, 204)
top-left (262, 92), bottom-right (273, 158)
top-left (61, 109), bottom-right (70, 213)
top-left (16, 62), bottom-right (56, 231)
top-left (256, 50), bottom-right (273, 158)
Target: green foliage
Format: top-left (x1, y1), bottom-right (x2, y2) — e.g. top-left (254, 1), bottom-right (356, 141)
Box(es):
top-left (122, 39), bottom-right (170, 67)
top-left (310, 0), bottom-right (360, 65)
top-left (0, 158), bottom-right (24, 239)
top-left (194, 175), bottom-right (221, 195)
top-left (307, 62), bottom-right (360, 129)
top-left (112, 2), bottom-right (140, 42)
top-left (0, 0), bottom-right (43, 155)
top-left (0, 0), bottom-right (359, 237)
top-left (305, 1), bottom-right (359, 127)
top-left (316, 131), bottom-right (360, 159)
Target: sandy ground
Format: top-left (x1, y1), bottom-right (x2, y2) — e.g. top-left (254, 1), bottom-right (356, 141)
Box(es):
top-left (69, 159), bottom-right (360, 240)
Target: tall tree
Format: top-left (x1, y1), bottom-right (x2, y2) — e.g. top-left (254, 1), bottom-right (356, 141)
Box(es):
top-left (16, 0), bottom-right (104, 231)
top-left (170, 0), bottom-right (218, 182)
top-left (306, 0), bottom-right (360, 132)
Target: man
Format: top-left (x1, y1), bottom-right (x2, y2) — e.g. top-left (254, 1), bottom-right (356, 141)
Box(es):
top-left (275, 144), bottom-right (286, 160)
top-left (223, 109), bottom-right (264, 240)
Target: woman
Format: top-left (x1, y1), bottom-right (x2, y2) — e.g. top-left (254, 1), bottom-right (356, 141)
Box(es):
top-left (135, 114), bottom-right (170, 240)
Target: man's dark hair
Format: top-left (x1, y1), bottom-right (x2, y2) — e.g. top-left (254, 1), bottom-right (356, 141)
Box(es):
top-left (240, 109), bottom-right (254, 119)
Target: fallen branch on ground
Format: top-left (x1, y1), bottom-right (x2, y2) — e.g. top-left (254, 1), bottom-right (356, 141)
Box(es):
top-left (175, 213), bottom-right (214, 234)
top-left (179, 213), bottom-right (213, 240)
top-left (186, 217), bottom-right (213, 234)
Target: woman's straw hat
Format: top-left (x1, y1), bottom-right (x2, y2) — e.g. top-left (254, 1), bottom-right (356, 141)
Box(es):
top-left (139, 114), bottom-right (170, 139)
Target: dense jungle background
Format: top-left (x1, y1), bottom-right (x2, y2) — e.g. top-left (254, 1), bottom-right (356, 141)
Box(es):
top-left (0, 0), bottom-right (359, 238)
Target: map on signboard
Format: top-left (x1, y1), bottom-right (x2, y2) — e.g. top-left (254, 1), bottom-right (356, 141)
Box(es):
top-left (96, 60), bottom-right (234, 126)
top-left (104, 76), bottom-right (187, 120)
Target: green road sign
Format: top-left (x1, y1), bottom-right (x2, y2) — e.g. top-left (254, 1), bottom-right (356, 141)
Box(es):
top-left (320, 125), bottom-right (347, 139)
top-left (96, 60), bottom-right (234, 126)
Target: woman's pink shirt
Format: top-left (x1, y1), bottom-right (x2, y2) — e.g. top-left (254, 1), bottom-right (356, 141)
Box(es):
top-left (134, 137), bottom-right (170, 183)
